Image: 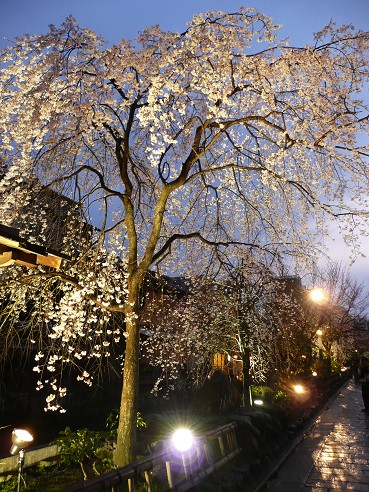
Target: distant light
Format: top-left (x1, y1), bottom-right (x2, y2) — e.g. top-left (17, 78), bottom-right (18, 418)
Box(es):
top-left (293, 384), bottom-right (305, 394)
top-left (316, 329), bottom-right (323, 336)
top-left (172, 428), bottom-right (194, 453)
top-left (312, 371), bottom-right (318, 377)
top-left (309, 288), bottom-right (328, 304)
top-left (254, 399), bottom-right (263, 406)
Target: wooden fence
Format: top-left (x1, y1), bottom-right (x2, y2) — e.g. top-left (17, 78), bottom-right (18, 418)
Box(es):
top-left (63, 422), bottom-right (241, 492)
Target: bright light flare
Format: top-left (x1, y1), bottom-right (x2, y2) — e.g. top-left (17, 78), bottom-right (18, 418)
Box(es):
top-left (293, 384), bottom-right (305, 394)
top-left (254, 399), bottom-right (263, 406)
top-left (172, 428), bottom-right (194, 453)
top-left (13, 429), bottom-right (33, 443)
top-left (309, 288), bottom-right (328, 305)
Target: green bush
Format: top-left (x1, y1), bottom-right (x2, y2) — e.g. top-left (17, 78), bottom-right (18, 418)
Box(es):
top-left (251, 385), bottom-right (275, 404)
top-left (106, 410), bottom-right (147, 432)
top-left (273, 390), bottom-right (291, 406)
top-left (53, 427), bottom-right (114, 480)
top-left (312, 358), bottom-right (331, 378)
top-left (53, 410), bottom-right (147, 481)
top-left (1, 465), bottom-right (81, 492)
top-left (0, 476), bottom-right (18, 492)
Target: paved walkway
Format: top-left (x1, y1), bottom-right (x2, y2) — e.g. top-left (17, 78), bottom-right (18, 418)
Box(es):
top-left (261, 378), bottom-right (369, 491)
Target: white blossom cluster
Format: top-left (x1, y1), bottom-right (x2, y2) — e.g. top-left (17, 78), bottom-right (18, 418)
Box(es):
top-left (0, 240), bottom-right (129, 411)
top-left (140, 268), bottom-right (278, 394)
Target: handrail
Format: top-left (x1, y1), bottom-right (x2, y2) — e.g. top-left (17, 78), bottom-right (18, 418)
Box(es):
top-left (63, 422), bottom-right (241, 492)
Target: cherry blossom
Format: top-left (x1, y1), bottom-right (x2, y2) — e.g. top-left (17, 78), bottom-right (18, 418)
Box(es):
top-left (0, 9), bottom-right (368, 466)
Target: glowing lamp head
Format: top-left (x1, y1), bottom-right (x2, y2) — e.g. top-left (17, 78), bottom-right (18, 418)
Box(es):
top-left (309, 288), bottom-right (328, 305)
top-left (293, 384), bottom-right (305, 395)
top-left (10, 428), bottom-right (34, 455)
top-left (172, 428), bottom-right (194, 453)
top-left (254, 399), bottom-right (263, 406)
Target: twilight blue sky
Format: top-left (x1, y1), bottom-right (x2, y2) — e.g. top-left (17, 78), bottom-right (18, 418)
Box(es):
top-left (0, 0), bottom-right (368, 50)
top-left (1, 0), bottom-right (369, 282)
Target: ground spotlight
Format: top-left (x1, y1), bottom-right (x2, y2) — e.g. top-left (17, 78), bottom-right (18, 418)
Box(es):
top-left (10, 429), bottom-right (34, 492)
top-left (253, 399), bottom-right (264, 406)
top-left (10, 428), bottom-right (33, 456)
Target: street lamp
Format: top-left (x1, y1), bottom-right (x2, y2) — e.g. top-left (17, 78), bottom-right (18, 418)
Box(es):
top-left (171, 428), bottom-right (195, 479)
top-left (10, 428), bottom-right (34, 492)
top-left (308, 288), bottom-right (329, 361)
top-left (309, 287), bottom-right (328, 305)
top-left (171, 428), bottom-right (194, 453)
top-left (293, 384), bottom-right (305, 395)
top-left (291, 382), bottom-right (311, 405)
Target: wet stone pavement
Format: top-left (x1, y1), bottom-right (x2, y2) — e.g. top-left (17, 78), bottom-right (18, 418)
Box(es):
top-left (259, 379), bottom-right (369, 491)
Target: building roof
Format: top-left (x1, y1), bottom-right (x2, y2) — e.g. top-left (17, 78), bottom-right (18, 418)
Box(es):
top-left (0, 223), bottom-right (68, 269)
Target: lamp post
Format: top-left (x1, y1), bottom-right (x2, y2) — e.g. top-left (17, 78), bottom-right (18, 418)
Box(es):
top-left (171, 428), bottom-right (194, 479)
top-left (308, 287), bottom-right (329, 360)
top-left (308, 285), bottom-right (338, 379)
top-left (316, 329), bottom-right (324, 359)
top-left (10, 428), bottom-right (34, 492)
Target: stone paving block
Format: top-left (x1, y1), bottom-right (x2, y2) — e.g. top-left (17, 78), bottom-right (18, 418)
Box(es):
top-left (346, 484), bottom-right (369, 491)
top-left (308, 471), bottom-right (369, 482)
top-left (265, 481), bottom-right (308, 490)
top-left (302, 487), bottom-right (337, 491)
top-left (305, 478), bottom-right (349, 488)
top-left (310, 466), bottom-right (367, 477)
top-left (261, 380), bottom-right (369, 491)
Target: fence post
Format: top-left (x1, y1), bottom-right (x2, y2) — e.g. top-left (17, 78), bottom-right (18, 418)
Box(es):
top-left (144, 470), bottom-right (153, 492)
top-left (218, 435), bottom-right (225, 457)
top-left (128, 477), bottom-right (134, 492)
top-left (203, 441), bottom-right (212, 466)
top-left (165, 460), bottom-right (173, 489)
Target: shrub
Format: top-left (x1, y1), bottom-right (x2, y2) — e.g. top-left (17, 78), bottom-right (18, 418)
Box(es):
top-left (0, 476), bottom-right (18, 492)
top-left (53, 411), bottom-right (147, 481)
top-left (54, 427), bottom-right (113, 480)
top-left (251, 385), bottom-right (275, 404)
top-left (106, 410), bottom-right (147, 432)
top-left (273, 390), bottom-right (291, 406)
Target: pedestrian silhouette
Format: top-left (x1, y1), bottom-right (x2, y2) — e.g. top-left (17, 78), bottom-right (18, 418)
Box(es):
top-left (358, 356), bottom-right (369, 412)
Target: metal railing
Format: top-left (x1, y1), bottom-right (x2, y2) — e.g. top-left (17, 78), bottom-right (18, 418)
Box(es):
top-left (63, 422), bottom-right (241, 492)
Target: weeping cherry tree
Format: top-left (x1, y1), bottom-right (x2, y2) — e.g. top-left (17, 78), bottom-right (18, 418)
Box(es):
top-left (0, 9), bottom-right (369, 465)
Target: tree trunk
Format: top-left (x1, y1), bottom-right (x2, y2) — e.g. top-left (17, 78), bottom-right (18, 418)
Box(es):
top-left (242, 347), bottom-right (252, 407)
top-left (114, 302), bottom-right (140, 467)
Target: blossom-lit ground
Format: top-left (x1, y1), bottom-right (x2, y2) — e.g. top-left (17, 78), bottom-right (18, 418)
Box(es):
top-left (260, 379), bottom-right (369, 491)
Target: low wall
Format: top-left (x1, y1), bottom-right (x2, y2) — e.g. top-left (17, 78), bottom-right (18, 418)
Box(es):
top-left (0, 444), bottom-right (59, 478)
